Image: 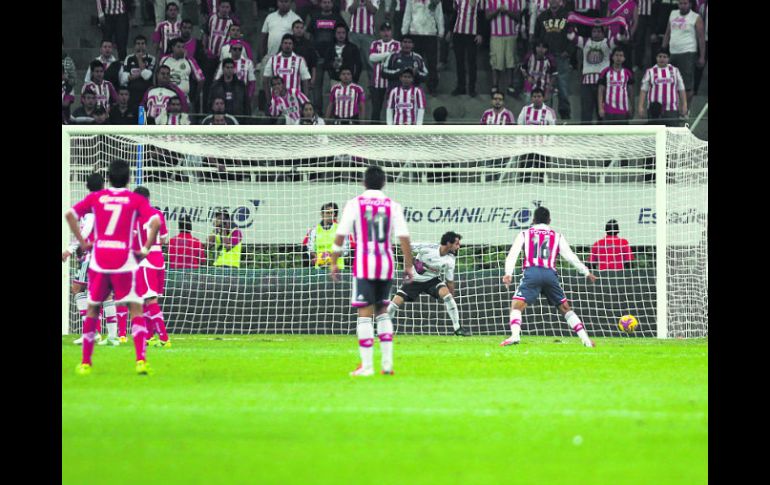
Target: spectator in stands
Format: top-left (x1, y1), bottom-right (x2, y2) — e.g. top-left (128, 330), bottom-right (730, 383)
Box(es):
top-left (263, 35), bottom-right (313, 102)
top-left (598, 47), bottom-right (634, 124)
top-left (210, 58), bottom-right (250, 117)
top-left (208, 210), bottom-right (243, 268)
top-left (154, 95), bottom-right (192, 124)
top-left (168, 215), bottom-right (205, 270)
top-left (517, 87), bottom-right (556, 124)
top-left (636, 47), bottom-right (686, 126)
top-left (97, 0), bottom-right (130, 60)
top-left (200, 0), bottom-right (240, 24)
top-left (159, 37), bottom-right (206, 111)
top-left (345, 0), bottom-right (379, 76)
top-left (92, 106), bottom-right (110, 125)
top-left (209, 113), bottom-right (228, 124)
top-left (180, 19), bottom-right (208, 64)
top-left (62, 66), bottom-right (75, 124)
top-left (402, 0), bottom-right (444, 95)
top-left (62, 36), bottom-right (77, 86)
top-left (215, 42), bottom-right (257, 105)
top-left (369, 22), bottom-right (400, 122)
top-left (382, 34), bottom-right (428, 91)
top-left (141, 64), bottom-right (190, 120)
top-left (662, 0), bottom-right (705, 111)
top-left (85, 40), bottom-right (123, 89)
top-left (632, 0), bottom-right (654, 71)
top-left (485, 0), bottom-right (521, 96)
top-left (303, 202), bottom-right (350, 268)
top-left (693, 0), bottom-right (707, 95)
top-left (385, 0), bottom-right (408, 41)
top-left (324, 24), bottom-right (363, 88)
top-left (386, 68), bottom-right (426, 125)
top-left (534, 0), bottom-right (573, 119)
top-left (519, 40), bottom-right (558, 103)
top-left (433, 105), bottom-right (448, 123)
top-left (109, 87), bottom-right (138, 124)
top-left (152, 1), bottom-right (182, 57)
top-left (221, 24), bottom-right (255, 61)
top-left (153, 1), bottom-right (184, 27)
top-left (326, 66), bottom-right (366, 123)
top-left (480, 91), bottom-right (516, 124)
top-left (261, 0), bottom-right (302, 59)
top-left (299, 101), bottom-right (326, 124)
top-left (573, 0), bottom-right (603, 38)
top-left (568, 25), bottom-right (620, 124)
top-left (588, 219), bottom-right (634, 270)
top-left (70, 89), bottom-right (98, 124)
top-left (201, 96), bottom-right (240, 124)
top-left (292, 20), bottom-right (320, 99)
top-left (202, 0), bottom-right (238, 108)
top-left (268, 76), bottom-right (311, 124)
top-left (121, 35), bottom-right (156, 114)
top-left (307, 0), bottom-right (348, 110)
top-left (82, 61), bottom-right (119, 112)
top-left (448, 0), bottom-right (485, 97)
top-left (650, 0), bottom-right (679, 69)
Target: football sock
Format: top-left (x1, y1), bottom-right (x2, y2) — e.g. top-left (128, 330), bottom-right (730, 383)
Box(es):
top-left (443, 294), bottom-right (460, 331)
top-left (375, 314), bottom-right (394, 372)
top-left (565, 311), bottom-right (590, 343)
top-left (131, 316), bottom-right (149, 362)
top-left (356, 317), bottom-right (374, 370)
top-left (116, 306), bottom-right (128, 338)
top-left (143, 305), bottom-right (155, 339)
top-left (146, 302), bottom-right (168, 341)
top-left (387, 302), bottom-right (399, 320)
top-left (509, 309), bottom-right (522, 340)
top-left (81, 316), bottom-right (99, 365)
top-left (103, 300), bottom-right (118, 340)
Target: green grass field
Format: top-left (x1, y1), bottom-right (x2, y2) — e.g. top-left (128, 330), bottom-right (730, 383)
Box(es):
top-left (62, 335), bottom-right (707, 485)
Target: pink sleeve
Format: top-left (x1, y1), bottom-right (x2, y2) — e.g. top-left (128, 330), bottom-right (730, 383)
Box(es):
top-left (160, 214), bottom-right (169, 239)
top-left (71, 193), bottom-right (94, 219)
top-left (243, 41), bottom-right (255, 62)
top-left (328, 86), bottom-right (336, 105)
top-left (479, 112), bottom-right (486, 124)
top-left (190, 58), bottom-right (205, 81)
top-left (358, 85), bottom-right (366, 103)
top-left (172, 84), bottom-right (190, 112)
top-left (417, 88), bottom-right (426, 109)
top-left (247, 80), bottom-right (256, 98)
top-left (108, 83), bottom-right (119, 103)
top-left (152, 24), bottom-right (162, 44)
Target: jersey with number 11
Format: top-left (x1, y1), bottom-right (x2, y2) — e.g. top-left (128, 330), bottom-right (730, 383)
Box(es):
top-left (336, 189), bottom-right (409, 281)
top-left (70, 188), bottom-right (156, 273)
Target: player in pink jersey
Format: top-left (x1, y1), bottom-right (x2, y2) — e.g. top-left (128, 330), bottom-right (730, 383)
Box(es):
top-left (330, 166), bottom-right (415, 376)
top-left (500, 207), bottom-right (599, 348)
top-left (65, 160), bottom-right (161, 376)
top-left (132, 187), bottom-right (172, 348)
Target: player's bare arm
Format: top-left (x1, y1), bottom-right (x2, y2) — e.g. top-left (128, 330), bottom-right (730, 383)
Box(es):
top-left (65, 210), bottom-right (91, 252)
top-left (399, 236), bottom-right (414, 283)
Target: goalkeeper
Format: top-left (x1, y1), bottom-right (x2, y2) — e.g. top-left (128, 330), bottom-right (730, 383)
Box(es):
top-left (387, 231), bottom-right (469, 336)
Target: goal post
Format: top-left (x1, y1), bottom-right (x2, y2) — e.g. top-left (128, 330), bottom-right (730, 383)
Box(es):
top-left (61, 125), bottom-right (707, 339)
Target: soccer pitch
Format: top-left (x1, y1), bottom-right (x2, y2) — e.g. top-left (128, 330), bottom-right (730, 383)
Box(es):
top-left (61, 335), bottom-right (707, 485)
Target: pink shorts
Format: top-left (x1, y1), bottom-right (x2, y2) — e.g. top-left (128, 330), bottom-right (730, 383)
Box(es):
top-left (87, 268), bottom-right (143, 305)
top-left (136, 266), bottom-right (165, 299)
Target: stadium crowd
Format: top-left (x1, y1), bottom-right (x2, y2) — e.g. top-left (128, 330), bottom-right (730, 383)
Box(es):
top-left (62, 0), bottom-right (708, 126)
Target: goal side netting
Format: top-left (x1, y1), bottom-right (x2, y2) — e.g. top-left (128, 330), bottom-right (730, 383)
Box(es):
top-left (62, 126), bottom-right (708, 338)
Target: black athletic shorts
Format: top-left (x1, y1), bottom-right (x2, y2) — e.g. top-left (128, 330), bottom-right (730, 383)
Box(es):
top-left (351, 278), bottom-right (393, 308)
top-left (396, 277), bottom-right (447, 302)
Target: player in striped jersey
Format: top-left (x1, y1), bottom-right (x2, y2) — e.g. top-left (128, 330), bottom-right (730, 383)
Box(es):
top-left (387, 232), bottom-right (470, 336)
top-left (480, 91), bottom-right (516, 124)
top-left (386, 68), bottom-right (427, 125)
top-left (517, 87), bottom-right (556, 124)
top-left (501, 207), bottom-right (598, 347)
top-left (325, 67), bottom-right (367, 123)
top-left (330, 166), bottom-right (415, 376)
top-left (598, 47), bottom-right (634, 123)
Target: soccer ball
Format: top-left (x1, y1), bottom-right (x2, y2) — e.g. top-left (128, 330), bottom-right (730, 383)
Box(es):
top-left (618, 314), bottom-right (638, 333)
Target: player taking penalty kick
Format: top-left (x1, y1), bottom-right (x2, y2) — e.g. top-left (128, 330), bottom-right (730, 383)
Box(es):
top-left (65, 160), bottom-right (161, 375)
top-left (330, 165), bottom-right (415, 376)
top-left (501, 207), bottom-right (599, 348)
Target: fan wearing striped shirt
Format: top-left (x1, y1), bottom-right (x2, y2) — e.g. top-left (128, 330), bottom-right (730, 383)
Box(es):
top-left (386, 68), bottom-right (427, 125)
top-left (501, 206), bottom-right (599, 348)
top-left (480, 91), bottom-right (516, 124)
top-left (325, 67), bottom-right (367, 123)
top-left (636, 47), bottom-right (686, 126)
top-left (597, 47), bottom-right (634, 123)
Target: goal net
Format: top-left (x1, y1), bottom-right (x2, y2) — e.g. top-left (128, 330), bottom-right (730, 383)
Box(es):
top-left (62, 126), bottom-right (708, 339)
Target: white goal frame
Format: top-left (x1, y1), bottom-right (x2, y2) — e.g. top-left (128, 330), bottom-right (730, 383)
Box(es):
top-left (62, 124), bottom-right (679, 338)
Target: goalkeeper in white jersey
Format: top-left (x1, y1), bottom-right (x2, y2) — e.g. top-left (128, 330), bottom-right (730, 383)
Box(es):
top-left (387, 232), bottom-right (469, 336)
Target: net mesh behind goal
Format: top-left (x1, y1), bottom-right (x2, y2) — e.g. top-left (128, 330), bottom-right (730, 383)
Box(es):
top-left (64, 128), bottom-right (708, 338)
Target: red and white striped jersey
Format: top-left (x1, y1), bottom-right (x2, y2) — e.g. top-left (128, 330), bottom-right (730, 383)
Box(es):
top-left (269, 90), bottom-right (310, 124)
top-left (480, 108), bottom-right (516, 124)
top-left (96, 0), bottom-right (127, 16)
top-left (521, 52), bottom-right (558, 93)
top-left (598, 66), bottom-right (634, 114)
top-left (504, 224), bottom-right (590, 276)
top-left (574, 0), bottom-right (601, 11)
top-left (453, 0), bottom-right (482, 35)
top-left (641, 64), bottom-right (685, 112)
top-left (263, 53), bottom-right (312, 95)
top-left (153, 19), bottom-right (182, 56)
top-left (486, 0), bottom-right (522, 37)
top-left (517, 103), bottom-right (556, 125)
top-left (141, 84), bottom-right (189, 118)
top-left (387, 85), bottom-right (426, 125)
top-left (346, 0), bottom-right (380, 35)
top-left (369, 39), bottom-right (401, 89)
top-left (159, 55), bottom-right (206, 95)
top-left (155, 112), bottom-right (191, 125)
top-left (337, 189), bottom-right (410, 281)
top-left (330, 82), bottom-right (366, 118)
top-left (637, 0), bottom-right (652, 16)
top-left (81, 80), bottom-right (118, 110)
top-left (206, 14), bottom-right (235, 58)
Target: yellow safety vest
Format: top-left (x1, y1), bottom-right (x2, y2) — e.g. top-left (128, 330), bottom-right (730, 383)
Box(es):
top-left (213, 230), bottom-right (242, 268)
top-left (314, 223), bottom-right (344, 269)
